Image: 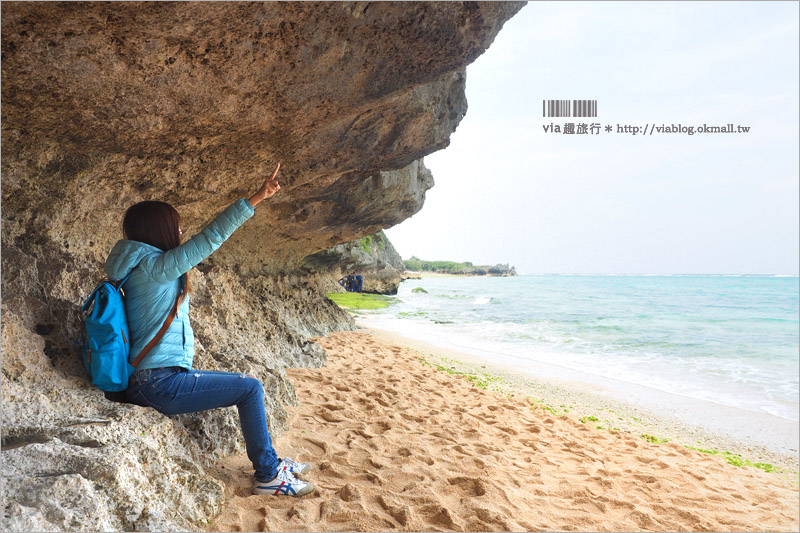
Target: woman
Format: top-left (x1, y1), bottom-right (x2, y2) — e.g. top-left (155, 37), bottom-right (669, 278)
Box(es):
top-left (104, 163), bottom-right (313, 497)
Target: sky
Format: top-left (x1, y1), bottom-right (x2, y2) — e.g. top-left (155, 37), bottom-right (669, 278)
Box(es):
top-left (384, 1), bottom-right (799, 275)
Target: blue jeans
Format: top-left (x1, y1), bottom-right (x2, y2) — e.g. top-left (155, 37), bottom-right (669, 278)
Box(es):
top-left (126, 367), bottom-right (279, 481)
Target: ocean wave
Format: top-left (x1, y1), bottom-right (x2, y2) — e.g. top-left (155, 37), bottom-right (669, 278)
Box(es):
top-left (382, 275), bottom-right (799, 423)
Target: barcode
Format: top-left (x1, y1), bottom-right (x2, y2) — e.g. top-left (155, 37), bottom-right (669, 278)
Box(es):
top-left (542, 99), bottom-right (597, 118)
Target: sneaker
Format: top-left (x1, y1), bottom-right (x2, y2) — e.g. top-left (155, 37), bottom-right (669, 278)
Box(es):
top-left (278, 456), bottom-right (312, 475)
top-left (254, 466), bottom-right (314, 497)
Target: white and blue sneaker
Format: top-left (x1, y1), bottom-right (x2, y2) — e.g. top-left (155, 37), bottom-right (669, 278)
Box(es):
top-left (254, 466), bottom-right (314, 497)
top-left (278, 456), bottom-right (312, 475)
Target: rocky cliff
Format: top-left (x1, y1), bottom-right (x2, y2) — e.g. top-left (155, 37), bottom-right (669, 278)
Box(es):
top-left (1, 2), bottom-right (524, 530)
top-left (301, 230), bottom-right (407, 294)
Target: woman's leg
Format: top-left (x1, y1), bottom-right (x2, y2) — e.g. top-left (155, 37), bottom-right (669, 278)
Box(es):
top-left (127, 367), bottom-right (279, 481)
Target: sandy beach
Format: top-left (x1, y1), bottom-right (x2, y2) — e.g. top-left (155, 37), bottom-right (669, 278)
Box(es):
top-left (364, 323), bottom-right (800, 473)
top-left (207, 329), bottom-right (799, 532)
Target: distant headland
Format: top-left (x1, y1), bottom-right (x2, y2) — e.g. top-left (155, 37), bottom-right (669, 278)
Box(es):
top-left (403, 256), bottom-right (517, 277)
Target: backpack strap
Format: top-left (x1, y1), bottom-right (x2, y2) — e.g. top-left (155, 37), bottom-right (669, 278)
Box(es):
top-left (130, 275), bottom-right (187, 369)
top-left (81, 284), bottom-right (105, 312)
top-left (82, 264), bottom-right (140, 312)
top-left (116, 268), bottom-right (137, 290)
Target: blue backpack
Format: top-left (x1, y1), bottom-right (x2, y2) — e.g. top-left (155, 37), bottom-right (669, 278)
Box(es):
top-left (81, 267), bottom-right (183, 392)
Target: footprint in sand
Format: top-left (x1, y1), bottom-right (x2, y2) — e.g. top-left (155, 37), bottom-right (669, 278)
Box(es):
top-left (418, 503), bottom-right (462, 531)
top-left (303, 437), bottom-right (328, 454)
top-left (319, 461), bottom-right (348, 479)
top-left (319, 500), bottom-right (363, 523)
top-left (448, 476), bottom-right (488, 496)
top-left (338, 483), bottom-right (362, 502)
top-left (397, 447), bottom-right (413, 457)
top-left (376, 495), bottom-right (413, 527)
top-left (320, 411), bottom-right (345, 423)
top-left (474, 506), bottom-right (516, 531)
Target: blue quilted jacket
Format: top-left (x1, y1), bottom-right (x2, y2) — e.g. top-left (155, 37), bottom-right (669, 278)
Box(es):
top-left (104, 199), bottom-right (254, 371)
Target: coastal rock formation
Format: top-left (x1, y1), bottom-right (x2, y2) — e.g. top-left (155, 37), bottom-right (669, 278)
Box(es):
top-left (301, 229), bottom-right (408, 295)
top-left (485, 264), bottom-right (517, 276)
top-left (1, 272), bottom-right (348, 531)
top-left (1, 2), bottom-right (524, 530)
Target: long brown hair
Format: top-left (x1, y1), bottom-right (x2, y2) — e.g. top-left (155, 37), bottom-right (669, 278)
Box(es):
top-left (123, 201), bottom-right (191, 294)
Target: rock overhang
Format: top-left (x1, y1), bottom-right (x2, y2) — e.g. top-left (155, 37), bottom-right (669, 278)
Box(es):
top-left (0, 3), bottom-right (527, 529)
top-left (2, 1), bottom-right (525, 274)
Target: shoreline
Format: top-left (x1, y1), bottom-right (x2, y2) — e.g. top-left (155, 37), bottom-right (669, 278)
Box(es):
top-left (359, 322), bottom-right (800, 475)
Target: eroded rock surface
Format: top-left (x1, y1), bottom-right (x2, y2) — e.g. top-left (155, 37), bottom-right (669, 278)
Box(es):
top-left (1, 2), bottom-right (524, 530)
top-left (302, 229), bottom-right (407, 294)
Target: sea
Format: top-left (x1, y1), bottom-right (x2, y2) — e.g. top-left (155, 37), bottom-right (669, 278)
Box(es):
top-left (357, 274), bottom-right (799, 423)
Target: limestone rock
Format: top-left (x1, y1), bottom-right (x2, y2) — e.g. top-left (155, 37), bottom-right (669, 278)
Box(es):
top-left (1, 2), bottom-right (524, 530)
top-left (302, 228), bottom-right (407, 295)
top-left (1, 2), bottom-right (523, 273)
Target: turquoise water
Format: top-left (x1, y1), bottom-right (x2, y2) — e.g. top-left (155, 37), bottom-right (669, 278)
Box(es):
top-left (358, 275), bottom-right (799, 421)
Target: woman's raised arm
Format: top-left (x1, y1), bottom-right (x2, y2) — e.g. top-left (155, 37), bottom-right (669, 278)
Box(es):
top-left (145, 164), bottom-right (282, 283)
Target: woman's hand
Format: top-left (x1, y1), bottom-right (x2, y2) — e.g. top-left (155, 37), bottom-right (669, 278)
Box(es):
top-left (248, 163), bottom-right (281, 207)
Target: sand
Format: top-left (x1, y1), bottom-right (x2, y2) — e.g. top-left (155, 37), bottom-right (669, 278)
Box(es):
top-left (207, 330), bottom-right (799, 532)
top-left (367, 325), bottom-right (800, 473)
